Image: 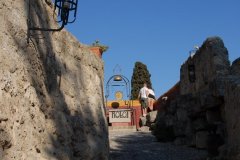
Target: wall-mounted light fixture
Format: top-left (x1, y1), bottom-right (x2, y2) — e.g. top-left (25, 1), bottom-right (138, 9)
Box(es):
top-left (27, 0), bottom-right (78, 43)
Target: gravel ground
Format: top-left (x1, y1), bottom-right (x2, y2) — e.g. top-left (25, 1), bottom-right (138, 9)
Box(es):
top-left (109, 130), bottom-right (208, 160)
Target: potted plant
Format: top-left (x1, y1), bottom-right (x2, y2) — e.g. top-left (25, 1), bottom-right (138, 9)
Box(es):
top-left (89, 40), bottom-right (109, 58)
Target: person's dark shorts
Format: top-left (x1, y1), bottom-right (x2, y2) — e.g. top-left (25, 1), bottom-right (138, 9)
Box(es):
top-left (140, 98), bottom-right (148, 109)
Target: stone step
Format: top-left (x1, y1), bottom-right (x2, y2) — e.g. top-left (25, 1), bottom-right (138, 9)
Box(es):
top-left (137, 126), bottom-right (151, 132)
top-left (108, 126), bottom-right (137, 131)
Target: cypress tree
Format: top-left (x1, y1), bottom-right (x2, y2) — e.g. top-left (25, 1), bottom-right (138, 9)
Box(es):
top-left (131, 61), bottom-right (152, 99)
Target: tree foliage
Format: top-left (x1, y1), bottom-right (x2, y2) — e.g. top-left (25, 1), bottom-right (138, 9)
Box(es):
top-left (131, 61), bottom-right (152, 99)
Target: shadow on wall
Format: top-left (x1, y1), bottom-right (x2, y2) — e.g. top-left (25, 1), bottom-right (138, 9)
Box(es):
top-left (6, 0), bottom-right (108, 159)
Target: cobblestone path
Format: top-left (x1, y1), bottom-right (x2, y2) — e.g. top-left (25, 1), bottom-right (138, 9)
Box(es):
top-left (110, 130), bottom-right (208, 160)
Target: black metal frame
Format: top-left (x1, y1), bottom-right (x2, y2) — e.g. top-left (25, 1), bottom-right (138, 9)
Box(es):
top-left (27, 0), bottom-right (78, 43)
top-left (105, 74), bottom-right (131, 108)
top-left (105, 75), bottom-right (131, 99)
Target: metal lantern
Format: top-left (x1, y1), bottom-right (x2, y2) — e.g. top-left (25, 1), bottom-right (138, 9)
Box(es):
top-left (54, 0), bottom-right (78, 25)
top-left (188, 64), bottom-right (196, 83)
top-left (27, 0), bottom-right (78, 43)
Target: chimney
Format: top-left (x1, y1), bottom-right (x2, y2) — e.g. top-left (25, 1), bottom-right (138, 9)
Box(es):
top-left (89, 46), bottom-right (103, 59)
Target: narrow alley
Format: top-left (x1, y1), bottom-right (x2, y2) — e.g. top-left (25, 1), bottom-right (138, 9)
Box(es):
top-left (110, 129), bottom-right (208, 160)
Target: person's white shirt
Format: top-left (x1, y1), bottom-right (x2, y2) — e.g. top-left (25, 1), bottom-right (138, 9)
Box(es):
top-left (139, 86), bottom-right (149, 98)
top-left (148, 89), bottom-right (155, 96)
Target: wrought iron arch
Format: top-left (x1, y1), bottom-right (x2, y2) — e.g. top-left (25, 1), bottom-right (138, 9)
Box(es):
top-left (105, 74), bottom-right (131, 107)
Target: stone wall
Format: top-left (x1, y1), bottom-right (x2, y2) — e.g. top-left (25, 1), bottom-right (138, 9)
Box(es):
top-left (0, 0), bottom-right (108, 159)
top-left (180, 37), bottom-right (230, 96)
top-left (153, 37), bottom-right (240, 159)
top-left (224, 64), bottom-right (240, 159)
top-left (231, 58), bottom-right (240, 75)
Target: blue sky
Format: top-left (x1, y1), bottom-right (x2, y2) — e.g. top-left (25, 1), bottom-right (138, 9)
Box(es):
top-left (66, 0), bottom-right (240, 99)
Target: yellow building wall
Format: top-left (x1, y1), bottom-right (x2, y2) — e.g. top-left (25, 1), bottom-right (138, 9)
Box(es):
top-left (106, 100), bottom-right (141, 108)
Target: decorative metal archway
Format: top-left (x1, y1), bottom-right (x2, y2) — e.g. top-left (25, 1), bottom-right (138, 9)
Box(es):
top-left (105, 74), bottom-right (131, 108)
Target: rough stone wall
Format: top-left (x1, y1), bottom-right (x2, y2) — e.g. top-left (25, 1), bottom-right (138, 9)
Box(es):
top-left (180, 37), bottom-right (230, 96)
top-left (0, 0), bottom-right (109, 159)
top-left (153, 37), bottom-right (233, 159)
top-left (231, 58), bottom-right (240, 76)
top-left (225, 74), bottom-right (240, 159)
